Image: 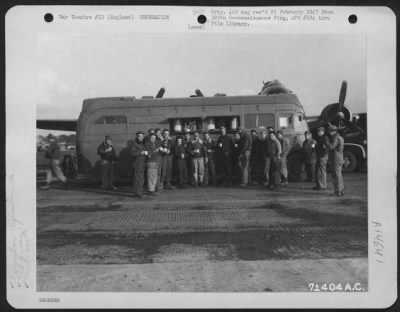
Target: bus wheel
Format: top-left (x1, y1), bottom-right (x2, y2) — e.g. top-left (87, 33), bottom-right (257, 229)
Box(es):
top-left (342, 151), bottom-right (357, 173)
top-left (288, 153), bottom-right (303, 182)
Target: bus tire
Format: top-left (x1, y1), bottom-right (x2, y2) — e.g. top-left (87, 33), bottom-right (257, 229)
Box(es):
top-left (342, 150), bottom-right (357, 173)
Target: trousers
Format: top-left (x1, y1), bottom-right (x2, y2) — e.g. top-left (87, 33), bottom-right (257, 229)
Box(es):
top-left (46, 159), bottom-right (67, 184)
top-left (270, 157), bottom-right (281, 186)
top-left (264, 157), bottom-right (271, 184)
top-left (204, 154), bottom-right (216, 185)
top-left (133, 159), bottom-right (145, 196)
top-left (147, 161), bottom-right (158, 192)
top-left (305, 162), bottom-right (316, 182)
top-left (238, 151), bottom-right (251, 185)
top-left (316, 157), bottom-right (328, 189)
top-left (160, 155), bottom-right (173, 185)
top-left (331, 161), bottom-right (344, 193)
top-left (221, 152), bottom-right (232, 184)
top-left (192, 157), bottom-right (205, 184)
top-left (280, 155), bottom-right (288, 181)
top-left (176, 159), bottom-right (188, 186)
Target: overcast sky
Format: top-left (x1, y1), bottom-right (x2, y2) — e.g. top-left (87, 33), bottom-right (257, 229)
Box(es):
top-left (36, 32), bottom-right (366, 135)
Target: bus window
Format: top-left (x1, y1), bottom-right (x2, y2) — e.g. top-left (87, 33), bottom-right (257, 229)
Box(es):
top-left (207, 116), bottom-right (240, 131)
top-left (258, 114), bottom-right (274, 128)
top-left (279, 116), bottom-right (293, 129)
top-left (168, 118), bottom-right (202, 133)
top-left (95, 116), bottom-right (127, 124)
top-left (245, 114), bottom-right (274, 129)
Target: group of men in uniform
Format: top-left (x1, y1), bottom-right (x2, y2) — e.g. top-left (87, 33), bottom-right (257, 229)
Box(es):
top-left (96, 123), bottom-right (345, 198)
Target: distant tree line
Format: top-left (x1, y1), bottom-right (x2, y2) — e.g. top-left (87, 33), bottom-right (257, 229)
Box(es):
top-left (37, 134), bottom-right (76, 145)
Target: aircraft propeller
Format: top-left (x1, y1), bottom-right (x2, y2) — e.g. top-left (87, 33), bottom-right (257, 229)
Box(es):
top-left (338, 80), bottom-right (347, 112)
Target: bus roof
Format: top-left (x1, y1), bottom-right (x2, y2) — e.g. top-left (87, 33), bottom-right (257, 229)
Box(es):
top-left (82, 94), bottom-right (304, 113)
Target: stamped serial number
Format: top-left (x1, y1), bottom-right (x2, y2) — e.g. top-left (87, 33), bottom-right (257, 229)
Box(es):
top-left (39, 298), bottom-right (60, 302)
top-left (308, 282), bottom-right (365, 292)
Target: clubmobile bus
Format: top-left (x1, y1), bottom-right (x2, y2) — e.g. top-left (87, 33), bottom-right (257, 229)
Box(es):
top-left (76, 81), bottom-right (309, 181)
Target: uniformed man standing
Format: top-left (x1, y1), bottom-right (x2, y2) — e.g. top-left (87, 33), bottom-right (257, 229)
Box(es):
top-left (160, 129), bottom-right (175, 190)
top-left (183, 131), bottom-right (193, 186)
top-left (96, 135), bottom-right (117, 190)
top-left (40, 135), bottom-right (69, 190)
top-left (277, 130), bottom-right (289, 186)
top-left (217, 126), bottom-right (233, 186)
top-left (302, 130), bottom-right (317, 182)
top-left (327, 124), bottom-right (345, 196)
top-left (268, 131), bottom-right (282, 189)
top-left (232, 132), bottom-right (241, 180)
top-left (249, 129), bottom-right (259, 185)
top-left (263, 128), bottom-right (273, 186)
top-left (238, 127), bottom-right (252, 187)
top-left (144, 133), bottom-right (161, 195)
top-left (313, 126), bottom-right (329, 190)
top-left (203, 132), bottom-right (217, 185)
top-left (190, 131), bottom-right (207, 187)
top-left (131, 131), bottom-right (148, 198)
top-left (174, 136), bottom-right (188, 188)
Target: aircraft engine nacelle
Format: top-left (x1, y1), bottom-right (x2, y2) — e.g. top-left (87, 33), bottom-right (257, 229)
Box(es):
top-left (319, 103), bottom-right (353, 123)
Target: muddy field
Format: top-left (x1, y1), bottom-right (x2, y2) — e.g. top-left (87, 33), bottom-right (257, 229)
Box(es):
top-left (37, 173), bottom-right (368, 292)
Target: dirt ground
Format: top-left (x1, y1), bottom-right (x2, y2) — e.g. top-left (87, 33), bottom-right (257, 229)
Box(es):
top-left (37, 173), bottom-right (368, 292)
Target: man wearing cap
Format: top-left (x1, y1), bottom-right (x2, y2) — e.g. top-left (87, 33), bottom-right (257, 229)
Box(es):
top-left (190, 131), bottom-right (207, 187)
top-left (253, 128), bottom-right (267, 185)
top-left (232, 131), bottom-right (241, 179)
top-left (173, 136), bottom-right (188, 188)
top-left (302, 130), bottom-right (317, 182)
top-left (277, 130), bottom-right (289, 186)
top-left (154, 128), bottom-right (164, 190)
top-left (249, 129), bottom-right (259, 185)
top-left (313, 126), bottom-right (329, 190)
top-left (131, 131), bottom-right (148, 198)
top-left (144, 133), bottom-right (161, 195)
top-left (160, 129), bottom-right (175, 189)
top-left (143, 128), bottom-right (155, 144)
top-left (327, 124), bottom-right (345, 196)
top-left (40, 135), bottom-right (69, 190)
top-left (268, 131), bottom-right (282, 189)
top-left (262, 128), bottom-right (274, 186)
top-left (183, 131), bottom-right (193, 186)
top-left (237, 127), bottom-right (252, 187)
top-left (203, 132), bottom-right (217, 186)
top-left (96, 135), bottom-right (117, 190)
top-left (217, 126), bottom-right (234, 186)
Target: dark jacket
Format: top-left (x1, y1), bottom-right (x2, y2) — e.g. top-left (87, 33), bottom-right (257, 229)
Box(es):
top-left (217, 134), bottom-right (233, 154)
top-left (279, 137), bottom-right (289, 157)
top-left (174, 143), bottom-right (188, 159)
top-left (239, 131), bottom-right (252, 154)
top-left (190, 140), bottom-right (207, 158)
top-left (204, 138), bottom-right (217, 155)
top-left (131, 138), bottom-right (146, 163)
top-left (316, 135), bottom-right (329, 159)
top-left (97, 142), bottom-right (117, 161)
top-left (183, 139), bottom-right (192, 157)
top-left (159, 138), bottom-right (173, 156)
top-left (46, 141), bottom-right (62, 160)
top-left (257, 138), bottom-right (270, 159)
top-left (145, 140), bottom-right (161, 162)
top-left (250, 136), bottom-right (259, 161)
top-left (327, 134), bottom-right (344, 163)
top-left (302, 138), bottom-right (317, 163)
top-left (270, 137), bottom-right (282, 158)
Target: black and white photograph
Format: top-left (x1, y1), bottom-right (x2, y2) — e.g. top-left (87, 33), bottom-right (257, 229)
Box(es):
top-left (6, 5), bottom-right (397, 309)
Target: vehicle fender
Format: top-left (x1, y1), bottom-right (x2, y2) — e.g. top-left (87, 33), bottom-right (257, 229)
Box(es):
top-left (343, 143), bottom-right (367, 160)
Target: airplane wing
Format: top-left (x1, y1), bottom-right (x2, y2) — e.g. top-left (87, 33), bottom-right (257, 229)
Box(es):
top-left (37, 119), bottom-right (77, 131)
